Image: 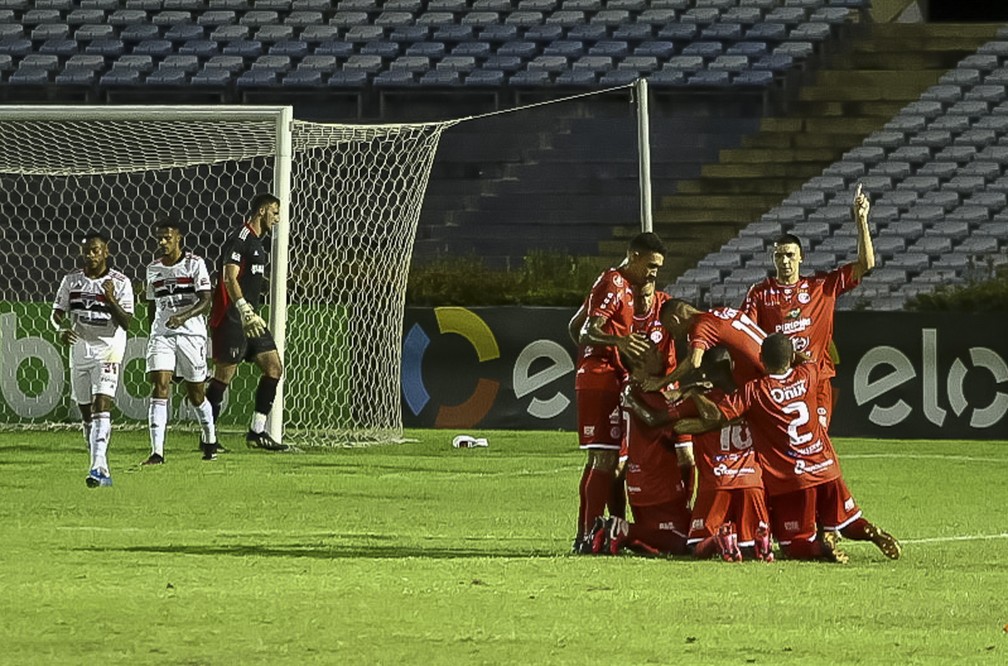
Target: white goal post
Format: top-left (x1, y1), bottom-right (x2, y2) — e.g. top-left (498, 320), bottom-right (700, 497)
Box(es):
top-left (0, 105), bottom-right (454, 445)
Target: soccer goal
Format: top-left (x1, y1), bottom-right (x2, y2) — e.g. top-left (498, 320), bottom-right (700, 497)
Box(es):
top-left (0, 105), bottom-right (454, 445)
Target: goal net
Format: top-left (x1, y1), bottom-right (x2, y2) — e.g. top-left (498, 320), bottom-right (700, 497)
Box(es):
top-left (0, 106), bottom-right (452, 446)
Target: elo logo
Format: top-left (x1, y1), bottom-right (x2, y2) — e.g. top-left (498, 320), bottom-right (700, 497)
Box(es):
top-left (402, 307), bottom-right (501, 428)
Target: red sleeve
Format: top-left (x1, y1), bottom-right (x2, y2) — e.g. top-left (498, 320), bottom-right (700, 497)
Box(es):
top-left (716, 384), bottom-right (754, 422)
top-left (668, 399), bottom-right (700, 420)
top-left (824, 263), bottom-right (860, 297)
top-left (586, 270), bottom-right (629, 321)
top-left (739, 284), bottom-right (758, 320)
top-left (688, 312), bottom-right (719, 351)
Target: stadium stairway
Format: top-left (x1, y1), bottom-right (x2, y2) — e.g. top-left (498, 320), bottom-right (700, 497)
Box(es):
top-left (608, 22), bottom-right (1001, 280)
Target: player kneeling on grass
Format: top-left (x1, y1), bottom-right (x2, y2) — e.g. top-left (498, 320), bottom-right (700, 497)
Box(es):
top-left (142, 217), bottom-right (218, 465)
top-left (622, 348), bottom-right (773, 563)
top-left (670, 334), bottom-right (901, 563)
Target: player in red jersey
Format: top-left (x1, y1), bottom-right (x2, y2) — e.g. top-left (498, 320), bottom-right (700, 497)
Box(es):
top-left (588, 284), bottom-right (696, 556)
top-left (622, 349), bottom-right (772, 562)
top-left (569, 232), bottom-right (666, 553)
top-left (672, 334), bottom-right (901, 562)
top-left (740, 185), bottom-right (875, 428)
top-left (640, 299), bottom-right (767, 394)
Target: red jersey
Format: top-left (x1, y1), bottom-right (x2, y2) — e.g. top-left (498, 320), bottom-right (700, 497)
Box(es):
top-left (625, 390), bottom-right (688, 508)
top-left (740, 264), bottom-right (860, 379)
top-left (716, 363), bottom-right (841, 496)
top-left (675, 392), bottom-right (763, 491)
top-left (688, 307), bottom-right (766, 385)
top-left (575, 268), bottom-right (635, 390)
top-left (632, 290), bottom-right (677, 379)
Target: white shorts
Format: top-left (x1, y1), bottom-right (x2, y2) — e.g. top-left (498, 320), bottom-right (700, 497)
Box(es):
top-left (70, 347), bottom-right (123, 404)
top-left (145, 334), bottom-right (208, 383)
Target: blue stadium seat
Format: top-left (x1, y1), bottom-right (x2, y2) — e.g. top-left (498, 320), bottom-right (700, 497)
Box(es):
top-left (199, 10), bottom-right (238, 26)
top-left (509, 69), bottom-right (552, 86)
top-left (55, 66), bottom-right (98, 86)
top-left (732, 69), bottom-right (773, 87)
top-left (545, 11), bottom-right (586, 28)
top-left (257, 25), bottom-right (297, 43)
top-left (121, 24), bottom-right (160, 42)
top-left (164, 24), bottom-right (205, 42)
top-left (498, 41), bottom-right (538, 58)
top-left (252, 54), bottom-right (292, 73)
top-left (390, 25), bottom-right (430, 42)
top-left (178, 39), bottom-right (218, 57)
top-left (204, 56), bottom-right (245, 74)
top-left (437, 55), bottom-right (476, 72)
top-left (588, 40), bottom-right (628, 57)
top-left (223, 39), bottom-right (264, 57)
top-left (591, 10), bottom-right (631, 27)
top-left (84, 39), bottom-right (125, 56)
top-left (236, 69), bottom-right (278, 87)
top-left (774, 41), bottom-right (814, 58)
top-left (728, 41), bottom-right (768, 57)
top-left (373, 69), bottom-right (416, 86)
top-left (544, 40), bottom-right (584, 57)
top-left (482, 54), bottom-right (522, 71)
top-left (345, 25), bottom-right (385, 42)
top-left (67, 9), bottom-right (106, 25)
top-left (210, 25), bottom-right (251, 41)
top-left (359, 41), bottom-right (399, 58)
top-left (39, 39), bottom-right (78, 56)
top-left (599, 69), bottom-right (638, 85)
top-left (791, 22), bottom-right (832, 42)
top-left (281, 68), bottom-right (322, 86)
top-left (682, 41), bottom-right (723, 58)
top-left (416, 12), bottom-right (455, 28)
top-left (637, 9), bottom-right (678, 26)
top-left (270, 40), bottom-right (309, 57)
top-left (525, 24), bottom-right (564, 42)
top-left (635, 41), bottom-right (675, 58)
top-left (31, 24), bottom-right (71, 42)
top-left (153, 11), bottom-right (194, 28)
top-left (657, 23), bottom-right (698, 42)
top-left (681, 7), bottom-right (720, 25)
top-left (285, 11), bottom-right (323, 27)
top-left (418, 69), bottom-right (461, 86)
top-left (133, 40), bottom-right (174, 57)
top-left (160, 54), bottom-right (200, 73)
top-left (702, 23), bottom-right (743, 41)
top-left (22, 9), bottom-right (62, 25)
top-left (461, 12), bottom-right (500, 27)
top-left (146, 68), bottom-right (190, 86)
top-left (452, 41), bottom-right (492, 58)
top-left (555, 69), bottom-right (595, 86)
top-left (618, 55), bottom-right (658, 73)
top-left (300, 25), bottom-right (340, 42)
top-left (385, 0), bottom-right (423, 11)
top-left (241, 11), bottom-right (280, 27)
top-left (464, 68), bottom-right (506, 86)
top-left (107, 9), bottom-right (148, 26)
top-left (73, 24), bottom-right (115, 41)
top-left (428, 0), bottom-right (466, 9)
top-left (566, 24), bottom-right (608, 42)
top-left (528, 54), bottom-right (569, 72)
top-left (432, 25), bottom-right (476, 42)
top-left (99, 68), bottom-right (141, 86)
top-left (375, 11), bottom-right (414, 27)
top-left (647, 69), bottom-right (687, 87)
top-left (724, 6), bottom-right (763, 24)
top-left (506, 11), bottom-right (544, 28)
top-left (481, 24), bottom-right (519, 43)
top-left (665, 55), bottom-right (704, 72)
top-left (710, 54), bottom-right (749, 71)
top-left (115, 54), bottom-right (155, 73)
top-left (8, 67), bottom-right (50, 85)
top-left (327, 70), bottom-right (369, 87)
top-left (918, 190), bottom-right (960, 210)
top-left (611, 24), bottom-right (652, 41)
top-left (343, 54), bottom-right (383, 73)
top-left (298, 55), bottom-right (338, 72)
top-left (390, 55), bottom-right (430, 72)
top-left (406, 41), bottom-right (445, 58)
top-left (746, 23), bottom-right (787, 42)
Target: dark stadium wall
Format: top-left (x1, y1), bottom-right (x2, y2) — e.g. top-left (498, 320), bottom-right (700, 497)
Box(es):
top-left (401, 308), bottom-right (1008, 440)
top-left (926, 0), bottom-right (1008, 21)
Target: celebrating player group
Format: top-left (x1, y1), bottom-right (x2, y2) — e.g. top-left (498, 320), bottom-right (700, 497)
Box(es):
top-left (50, 193), bottom-right (290, 489)
top-left (570, 185), bottom-right (902, 563)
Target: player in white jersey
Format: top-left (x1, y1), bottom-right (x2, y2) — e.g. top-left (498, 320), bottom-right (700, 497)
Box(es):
top-left (51, 232), bottom-right (135, 488)
top-left (142, 218), bottom-right (219, 464)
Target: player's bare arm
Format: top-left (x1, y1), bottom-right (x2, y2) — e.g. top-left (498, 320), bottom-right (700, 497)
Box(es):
top-left (690, 391), bottom-right (722, 423)
top-left (102, 280), bottom-right (132, 331)
top-left (673, 414), bottom-right (724, 436)
top-left (639, 345), bottom-right (704, 392)
top-left (568, 303), bottom-right (587, 345)
top-left (50, 309), bottom-right (78, 345)
top-left (166, 292), bottom-right (212, 329)
top-left (851, 183), bottom-right (875, 280)
top-left (582, 314), bottom-right (649, 361)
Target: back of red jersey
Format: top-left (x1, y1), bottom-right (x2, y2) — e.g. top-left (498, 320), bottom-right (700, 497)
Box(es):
top-left (681, 391), bottom-right (763, 491)
top-left (740, 264), bottom-right (859, 378)
top-left (624, 389), bottom-right (688, 508)
top-left (575, 268), bottom-right (635, 388)
top-left (716, 363), bottom-right (840, 496)
top-left (688, 307), bottom-right (766, 385)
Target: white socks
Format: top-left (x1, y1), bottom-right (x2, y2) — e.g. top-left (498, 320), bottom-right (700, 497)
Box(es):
top-left (90, 412), bottom-right (111, 473)
top-left (250, 412), bottom-right (268, 434)
top-left (194, 398), bottom-right (216, 445)
top-left (148, 398), bottom-right (168, 456)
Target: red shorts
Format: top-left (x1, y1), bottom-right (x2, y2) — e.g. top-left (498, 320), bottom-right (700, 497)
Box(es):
top-left (769, 477), bottom-right (862, 545)
top-left (628, 502), bottom-right (690, 555)
top-left (576, 388), bottom-right (622, 450)
top-left (688, 487), bottom-right (769, 547)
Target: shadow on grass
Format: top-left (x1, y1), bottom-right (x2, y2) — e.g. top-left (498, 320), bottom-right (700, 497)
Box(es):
top-left (74, 541), bottom-right (560, 560)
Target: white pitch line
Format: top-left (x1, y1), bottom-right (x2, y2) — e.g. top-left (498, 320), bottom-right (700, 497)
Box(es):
top-left (844, 453), bottom-right (1008, 463)
top-left (899, 532), bottom-right (1008, 545)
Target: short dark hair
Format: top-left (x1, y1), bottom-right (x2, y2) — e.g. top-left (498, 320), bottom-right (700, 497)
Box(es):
top-left (629, 232), bottom-right (666, 256)
top-left (660, 297), bottom-right (691, 321)
top-left (81, 230), bottom-right (109, 245)
top-left (772, 233), bottom-right (804, 257)
top-left (154, 214), bottom-right (185, 236)
top-left (250, 193), bottom-right (280, 215)
top-left (760, 333), bottom-right (794, 370)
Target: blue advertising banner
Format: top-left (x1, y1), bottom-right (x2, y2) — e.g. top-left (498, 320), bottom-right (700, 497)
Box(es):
top-left (401, 307), bottom-right (1008, 440)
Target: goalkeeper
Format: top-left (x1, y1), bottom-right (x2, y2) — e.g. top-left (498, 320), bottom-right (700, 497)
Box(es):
top-left (206, 193), bottom-right (289, 453)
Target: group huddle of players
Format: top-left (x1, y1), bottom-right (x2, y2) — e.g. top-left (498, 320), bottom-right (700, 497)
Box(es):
top-left (570, 186), bottom-right (902, 563)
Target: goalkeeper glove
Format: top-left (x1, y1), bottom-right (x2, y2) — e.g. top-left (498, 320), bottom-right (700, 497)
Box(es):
top-left (235, 298), bottom-right (267, 338)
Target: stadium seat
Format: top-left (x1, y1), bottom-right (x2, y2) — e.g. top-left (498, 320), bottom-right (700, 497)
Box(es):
top-left (525, 24), bottom-right (565, 42)
top-left (164, 26), bottom-right (206, 45)
top-left (543, 40), bottom-right (585, 58)
top-left (665, 55), bottom-right (704, 72)
top-left (573, 55), bottom-right (613, 73)
top-left (327, 70), bottom-right (369, 87)
top-left (528, 55), bottom-right (569, 72)
top-left (270, 40), bottom-right (309, 57)
top-left (189, 69), bottom-right (233, 86)
top-left (257, 25), bottom-right (297, 43)
top-left (343, 54), bottom-right (383, 73)
top-left (727, 41), bottom-right (769, 57)
top-left (210, 24), bottom-right (251, 42)
top-left (599, 69), bottom-right (637, 85)
top-left (909, 236), bottom-right (954, 255)
top-left (509, 69), bottom-right (552, 86)
top-left (314, 40), bottom-right (353, 57)
top-left (555, 69), bottom-right (595, 86)
top-left (418, 69), bottom-right (461, 86)
top-left (390, 55), bottom-right (430, 72)
top-left (300, 25), bottom-right (340, 42)
top-left (452, 42), bottom-right (492, 58)
top-left (918, 190), bottom-right (960, 210)
top-left (464, 68), bottom-right (506, 86)
top-left (955, 235), bottom-right (1000, 254)
top-left (436, 55), bottom-right (476, 72)
top-left (618, 55), bottom-right (659, 74)
top-left (657, 23), bottom-right (698, 42)
top-left (236, 69), bottom-right (278, 87)
top-left (179, 40), bottom-right (218, 57)
top-left (635, 41), bottom-right (676, 58)
top-left (345, 25), bottom-right (385, 42)
top-left (390, 25), bottom-right (430, 42)
top-left (204, 55), bottom-right (245, 74)
top-left (588, 40), bottom-right (629, 57)
top-left (567, 24), bottom-right (608, 42)
top-left (481, 24), bottom-right (519, 42)
top-left (612, 24), bottom-right (653, 42)
top-left (67, 8), bottom-right (107, 25)
top-left (360, 41), bottom-right (399, 58)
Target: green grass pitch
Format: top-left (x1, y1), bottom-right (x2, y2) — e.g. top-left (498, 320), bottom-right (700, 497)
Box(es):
top-left (1, 429), bottom-right (1006, 664)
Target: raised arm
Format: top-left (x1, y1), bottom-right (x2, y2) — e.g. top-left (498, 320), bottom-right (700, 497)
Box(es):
top-left (639, 345), bottom-right (704, 392)
top-left (582, 314), bottom-right (650, 362)
top-left (851, 183), bottom-right (875, 281)
top-left (568, 302), bottom-right (588, 345)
